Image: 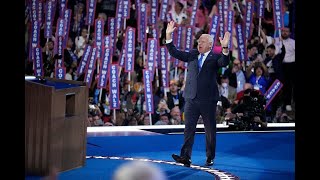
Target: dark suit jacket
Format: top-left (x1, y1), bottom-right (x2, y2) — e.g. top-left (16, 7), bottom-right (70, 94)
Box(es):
top-left (166, 42), bottom-right (230, 102)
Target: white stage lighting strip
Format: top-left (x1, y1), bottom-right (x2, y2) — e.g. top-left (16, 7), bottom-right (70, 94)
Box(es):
top-left (86, 155), bottom-right (239, 180)
top-left (87, 123), bottom-right (295, 133)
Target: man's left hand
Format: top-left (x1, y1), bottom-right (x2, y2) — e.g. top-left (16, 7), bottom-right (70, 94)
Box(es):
top-left (219, 31), bottom-right (231, 47)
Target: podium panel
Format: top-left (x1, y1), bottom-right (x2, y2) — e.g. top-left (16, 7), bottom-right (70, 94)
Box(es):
top-left (25, 77), bottom-right (88, 175)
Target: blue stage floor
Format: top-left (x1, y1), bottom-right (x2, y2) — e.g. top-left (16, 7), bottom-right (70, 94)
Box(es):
top-left (26, 130), bottom-right (295, 180)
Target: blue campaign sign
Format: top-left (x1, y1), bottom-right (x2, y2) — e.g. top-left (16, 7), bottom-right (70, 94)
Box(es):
top-left (86, 0), bottom-right (97, 25)
top-left (33, 47), bottom-right (44, 77)
top-left (125, 27), bottom-right (136, 72)
top-left (98, 48), bottom-right (112, 89)
top-left (109, 65), bottom-right (120, 109)
top-left (55, 67), bottom-right (66, 79)
top-left (264, 79), bottom-right (283, 109)
top-left (143, 70), bottom-right (154, 114)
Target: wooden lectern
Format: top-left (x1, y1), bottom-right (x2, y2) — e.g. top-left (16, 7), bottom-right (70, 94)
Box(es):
top-left (25, 77), bottom-right (88, 176)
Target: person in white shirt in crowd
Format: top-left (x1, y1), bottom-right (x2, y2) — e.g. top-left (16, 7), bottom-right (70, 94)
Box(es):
top-left (65, 66), bottom-right (73, 80)
top-left (74, 28), bottom-right (88, 58)
top-left (169, 0), bottom-right (188, 25)
top-left (279, 27), bottom-right (295, 112)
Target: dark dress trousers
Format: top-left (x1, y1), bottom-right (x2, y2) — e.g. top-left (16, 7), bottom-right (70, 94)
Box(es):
top-left (166, 41), bottom-right (230, 160)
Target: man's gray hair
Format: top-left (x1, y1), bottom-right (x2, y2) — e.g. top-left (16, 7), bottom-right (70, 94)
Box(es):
top-left (201, 34), bottom-right (214, 45)
top-left (208, 35), bottom-right (214, 44)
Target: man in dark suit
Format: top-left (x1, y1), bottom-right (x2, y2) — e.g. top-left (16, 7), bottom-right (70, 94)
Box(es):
top-left (165, 21), bottom-right (230, 167)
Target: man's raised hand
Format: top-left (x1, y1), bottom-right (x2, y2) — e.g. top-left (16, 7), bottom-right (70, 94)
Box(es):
top-left (166, 21), bottom-right (176, 34)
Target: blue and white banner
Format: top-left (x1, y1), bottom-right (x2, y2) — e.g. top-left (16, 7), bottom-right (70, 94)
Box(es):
top-left (190, 0), bottom-right (200, 26)
top-left (151, 27), bottom-right (159, 40)
top-left (119, 40), bottom-right (126, 67)
top-left (143, 70), bottom-right (154, 114)
top-left (245, 0), bottom-right (254, 40)
top-left (77, 45), bottom-right (92, 75)
top-left (98, 48), bottom-right (113, 89)
top-left (29, 20), bottom-right (40, 62)
top-left (109, 65), bottom-right (120, 109)
top-left (125, 27), bottom-right (136, 72)
top-left (264, 79), bottom-right (283, 109)
top-left (257, 0), bottom-right (265, 18)
top-left (104, 35), bottom-right (111, 48)
top-left (55, 36), bottom-right (64, 67)
top-left (156, 41), bottom-right (160, 69)
top-left (63, 9), bottom-right (72, 48)
top-left (44, 0), bottom-right (56, 38)
top-left (218, 1), bottom-right (224, 39)
top-left (235, 24), bottom-right (247, 61)
top-left (86, 0), bottom-right (96, 25)
top-left (95, 18), bottom-right (105, 58)
top-left (122, 0), bottom-right (130, 19)
top-left (160, 46), bottom-right (169, 88)
top-left (33, 46), bottom-right (44, 77)
top-left (115, 0), bottom-right (123, 31)
top-left (272, 0), bottom-right (284, 30)
top-left (138, 3), bottom-right (147, 44)
top-left (38, 0), bottom-right (43, 25)
top-left (159, 0), bottom-right (169, 21)
top-left (223, 0), bottom-right (229, 24)
top-left (209, 15), bottom-right (219, 46)
top-left (59, 0), bottom-right (67, 17)
top-left (149, 0), bottom-right (158, 25)
top-left (183, 26), bottom-right (194, 69)
top-left (226, 10), bottom-right (234, 49)
top-left (174, 26), bottom-right (183, 67)
top-left (56, 18), bottom-right (65, 38)
top-left (54, 35), bottom-right (64, 61)
top-left (136, 0), bottom-right (141, 12)
top-left (185, 26), bottom-right (194, 51)
top-left (30, 0), bottom-right (39, 22)
top-left (84, 47), bottom-right (97, 87)
top-left (108, 17), bottom-right (116, 52)
top-left (166, 12), bottom-right (173, 22)
top-left (55, 67), bottom-right (66, 79)
top-left (147, 38), bottom-right (157, 77)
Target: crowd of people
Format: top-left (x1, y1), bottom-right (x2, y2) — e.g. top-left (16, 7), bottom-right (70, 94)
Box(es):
top-left (25, 0), bottom-right (295, 127)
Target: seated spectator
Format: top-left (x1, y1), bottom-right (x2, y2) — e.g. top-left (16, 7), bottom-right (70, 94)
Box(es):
top-left (170, 106), bottom-right (182, 125)
top-left (223, 58), bottom-right (244, 90)
top-left (246, 61), bottom-right (269, 94)
top-left (218, 75), bottom-right (237, 104)
top-left (92, 113), bottom-right (104, 126)
top-left (142, 114), bottom-right (151, 125)
top-left (87, 114), bottom-right (93, 127)
top-left (155, 114), bottom-right (170, 125)
top-left (166, 80), bottom-right (184, 111)
top-left (154, 99), bottom-right (171, 124)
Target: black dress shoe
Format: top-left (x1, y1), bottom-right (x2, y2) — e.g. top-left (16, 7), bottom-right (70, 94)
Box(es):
top-left (205, 158), bottom-right (214, 166)
top-left (172, 154), bottom-right (191, 167)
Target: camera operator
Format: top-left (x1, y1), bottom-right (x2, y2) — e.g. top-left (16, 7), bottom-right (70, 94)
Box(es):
top-left (225, 89), bottom-right (267, 131)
